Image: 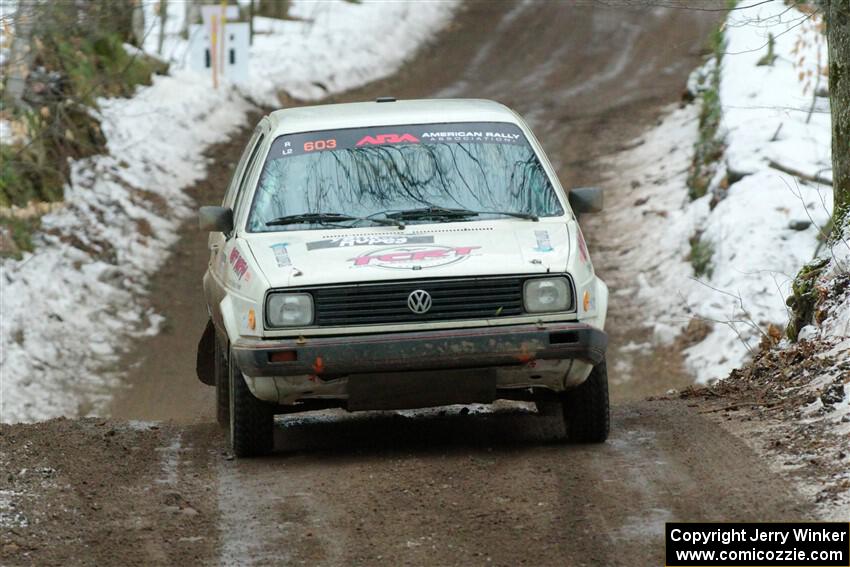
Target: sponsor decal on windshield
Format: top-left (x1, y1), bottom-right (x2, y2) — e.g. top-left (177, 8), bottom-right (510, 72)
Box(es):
top-left (307, 235), bottom-right (434, 250)
top-left (356, 133), bottom-right (419, 146)
top-left (351, 245), bottom-right (480, 269)
top-left (266, 122), bottom-right (528, 160)
top-left (421, 131), bottom-right (521, 143)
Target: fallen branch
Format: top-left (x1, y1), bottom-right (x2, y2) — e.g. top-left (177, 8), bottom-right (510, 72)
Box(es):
top-left (699, 403), bottom-right (751, 413)
top-left (769, 160), bottom-right (832, 186)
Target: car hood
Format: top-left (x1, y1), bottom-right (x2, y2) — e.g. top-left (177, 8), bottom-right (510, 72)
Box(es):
top-left (245, 220), bottom-right (571, 288)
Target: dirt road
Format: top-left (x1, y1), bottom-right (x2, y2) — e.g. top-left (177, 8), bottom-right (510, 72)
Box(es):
top-left (1, 2), bottom-right (819, 566)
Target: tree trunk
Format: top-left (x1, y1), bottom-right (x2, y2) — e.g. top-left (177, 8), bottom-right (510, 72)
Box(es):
top-left (825, 0), bottom-right (850, 230)
top-left (157, 0), bottom-right (168, 55)
top-left (131, 0), bottom-right (146, 47)
top-left (249, 0), bottom-right (254, 45)
top-left (183, 1), bottom-right (201, 40)
top-left (4, 2), bottom-right (35, 110)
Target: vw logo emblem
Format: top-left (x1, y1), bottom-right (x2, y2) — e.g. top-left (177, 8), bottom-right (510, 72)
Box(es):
top-left (407, 289), bottom-right (432, 314)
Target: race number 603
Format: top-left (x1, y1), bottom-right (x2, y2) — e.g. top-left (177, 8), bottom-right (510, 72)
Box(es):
top-left (304, 139), bottom-right (337, 152)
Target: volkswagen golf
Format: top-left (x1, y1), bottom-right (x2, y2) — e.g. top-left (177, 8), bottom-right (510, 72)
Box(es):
top-left (196, 98), bottom-right (609, 457)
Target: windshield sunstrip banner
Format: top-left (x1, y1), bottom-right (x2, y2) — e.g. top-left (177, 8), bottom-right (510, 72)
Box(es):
top-left (268, 122), bottom-right (528, 160)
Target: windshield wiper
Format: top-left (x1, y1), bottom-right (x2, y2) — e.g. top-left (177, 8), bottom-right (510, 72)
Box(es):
top-left (383, 206), bottom-right (538, 222)
top-left (265, 213), bottom-right (404, 228)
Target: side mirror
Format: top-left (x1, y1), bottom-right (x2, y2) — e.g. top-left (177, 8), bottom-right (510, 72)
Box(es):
top-left (568, 187), bottom-right (603, 214)
top-left (199, 206), bottom-right (233, 233)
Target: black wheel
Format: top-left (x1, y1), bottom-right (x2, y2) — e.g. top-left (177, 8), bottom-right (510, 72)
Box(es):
top-left (214, 336), bottom-right (229, 427)
top-left (561, 358), bottom-right (610, 443)
top-left (228, 346), bottom-right (274, 457)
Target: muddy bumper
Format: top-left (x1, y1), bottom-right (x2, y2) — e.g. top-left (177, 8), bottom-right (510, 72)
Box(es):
top-left (232, 323), bottom-right (607, 379)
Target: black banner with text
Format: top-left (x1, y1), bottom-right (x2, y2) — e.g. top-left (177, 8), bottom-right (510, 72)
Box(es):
top-left (666, 522), bottom-right (849, 566)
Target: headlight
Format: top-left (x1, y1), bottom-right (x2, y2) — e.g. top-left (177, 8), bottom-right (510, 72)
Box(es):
top-left (266, 293), bottom-right (314, 327)
top-left (523, 277), bottom-right (572, 313)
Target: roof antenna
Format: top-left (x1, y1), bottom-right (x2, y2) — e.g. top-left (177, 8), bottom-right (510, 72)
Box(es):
top-left (375, 96), bottom-right (396, 103)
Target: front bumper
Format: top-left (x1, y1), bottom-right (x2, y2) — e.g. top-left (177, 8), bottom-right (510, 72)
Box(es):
top-left (232, 322), bottom-right (607, 379)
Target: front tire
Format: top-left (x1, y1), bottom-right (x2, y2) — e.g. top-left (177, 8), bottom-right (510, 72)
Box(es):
top-left (561, 358), bottom-right (610, 443)
top-left (228, 347), bottom-right (274, 457)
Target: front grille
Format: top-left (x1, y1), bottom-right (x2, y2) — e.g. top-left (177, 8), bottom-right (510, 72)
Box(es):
top-left (279, 275), bottom-right (573, 327)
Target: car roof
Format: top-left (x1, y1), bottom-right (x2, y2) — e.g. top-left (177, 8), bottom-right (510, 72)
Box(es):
top-left (266, 99), bottom-right (523, 137)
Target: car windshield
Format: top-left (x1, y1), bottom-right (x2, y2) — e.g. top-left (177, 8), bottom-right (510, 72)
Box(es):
top-left (247, 121), bottom-right (564, 232)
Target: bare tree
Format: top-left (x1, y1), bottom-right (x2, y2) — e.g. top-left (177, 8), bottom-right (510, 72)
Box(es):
top-left (157, 0), bottom-right (168, 56)
top-left (249, 0), bottom-right (255, 45)
top-left (182, 0), bottom-right (202, 39)
top-left (131, 0), bottom-right (146, 47)
top-left (4, 2), bottom-right (35, 110)
top-left (824, 0), bottom-right (850, 230)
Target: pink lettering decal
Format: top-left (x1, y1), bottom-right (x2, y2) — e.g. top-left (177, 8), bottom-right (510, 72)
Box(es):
top-left (451, 246), bottom-right (479, 256)
top-left (355, 133), bottom-right (420, 146)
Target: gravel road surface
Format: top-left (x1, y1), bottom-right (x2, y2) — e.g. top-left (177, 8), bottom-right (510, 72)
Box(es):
top-left (1, 3), bottom-right (816, 566)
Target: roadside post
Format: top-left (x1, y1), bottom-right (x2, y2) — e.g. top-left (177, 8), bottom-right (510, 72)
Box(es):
top-left (189, 4), bottom-right (249, 88)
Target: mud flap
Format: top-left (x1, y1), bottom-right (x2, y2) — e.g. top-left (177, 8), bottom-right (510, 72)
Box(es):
top-left (196, 320), bottom-right (216, 386)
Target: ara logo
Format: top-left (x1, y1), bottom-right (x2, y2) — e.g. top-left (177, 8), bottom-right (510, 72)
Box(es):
top-left (355, 133), bottom-right (420, 146)
top-left (352, 245), bottom-right (480, 269)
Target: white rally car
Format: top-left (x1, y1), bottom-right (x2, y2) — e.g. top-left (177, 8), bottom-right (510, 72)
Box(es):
top-left (196, 98), bottom-right (609, 457)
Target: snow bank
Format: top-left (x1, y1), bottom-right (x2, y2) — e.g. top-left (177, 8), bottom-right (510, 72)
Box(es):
top-left (817, 228), bottom-right (850, 342)
top-left (685, 1), bottom-right (837, 381)
top-left (145, 0), bottom-right (458, 105)
top-left (602, 2), bottom-right (846, 513)
top-left (0, 75), bottom-right (253, 422)
top-left (606, 1), bottom-right (836, 383)
top-left (250, 2), bottom-right (458, 103)
top-left (0, 1), bottom-right (458, 423)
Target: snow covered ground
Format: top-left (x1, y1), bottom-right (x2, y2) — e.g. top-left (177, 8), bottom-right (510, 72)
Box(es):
top-left (0, 1), bottom-right (459, 423)
top-left (145, 0), bottom-right (457, 104)
top-left (599, 0), bottom-right (847, 517)
top-left (605, 0), bottom-right (840, 384)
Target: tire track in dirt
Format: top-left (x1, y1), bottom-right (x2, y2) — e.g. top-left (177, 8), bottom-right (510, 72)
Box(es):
top-left (214, 402), bottom-right (810, 566)
top-left (0, 420), bottom-right (222, 566)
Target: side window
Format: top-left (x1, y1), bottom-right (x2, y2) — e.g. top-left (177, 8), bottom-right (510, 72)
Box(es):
top-left (223, 129), bottom-right (261, 208)
top-left (232, 133), bottom-right (266, 221)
